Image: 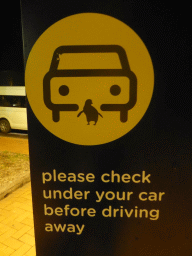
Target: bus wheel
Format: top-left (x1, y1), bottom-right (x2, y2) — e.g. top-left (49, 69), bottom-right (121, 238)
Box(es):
top-left (0, 119), bottom-right (11, 133)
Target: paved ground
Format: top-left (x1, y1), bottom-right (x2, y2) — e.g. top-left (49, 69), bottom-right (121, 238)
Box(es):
top-left (0, 137), bottom-right (29, 155)
top-left (0, 136), bottom-right (36, 255)
top-left (0, 182), bottom-right (35, 256)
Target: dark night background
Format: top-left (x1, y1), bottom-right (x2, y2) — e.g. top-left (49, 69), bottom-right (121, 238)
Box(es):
top-left (3, 1), bottom-right (192, 255)
top-left (0, 2), bottom-right (24, 85)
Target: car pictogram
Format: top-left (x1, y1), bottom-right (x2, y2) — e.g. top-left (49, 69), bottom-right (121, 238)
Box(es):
top-left (43, 45), bottom-right (137, 123)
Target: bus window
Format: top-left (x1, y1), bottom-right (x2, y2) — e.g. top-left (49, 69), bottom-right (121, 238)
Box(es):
top-left (0, 95), bottom-right (26, 108)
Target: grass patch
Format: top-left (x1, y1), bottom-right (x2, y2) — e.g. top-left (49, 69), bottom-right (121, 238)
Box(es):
top-left (0, 151), bottom-right (29, 180)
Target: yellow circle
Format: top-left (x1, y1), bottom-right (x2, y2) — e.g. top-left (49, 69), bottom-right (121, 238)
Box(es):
top-left (25, 13), bottom-right (154, 145)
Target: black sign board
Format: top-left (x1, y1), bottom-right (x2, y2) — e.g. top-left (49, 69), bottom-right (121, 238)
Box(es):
top-left (20, 1), bottom-right (191, 255)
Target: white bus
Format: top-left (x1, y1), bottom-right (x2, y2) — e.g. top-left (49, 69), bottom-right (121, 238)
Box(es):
top-left (0, 86), bottom-right (28, 133)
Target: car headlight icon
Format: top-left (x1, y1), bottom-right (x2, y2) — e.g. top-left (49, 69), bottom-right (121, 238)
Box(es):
top-left (43, 45), bottom-right (137, 123)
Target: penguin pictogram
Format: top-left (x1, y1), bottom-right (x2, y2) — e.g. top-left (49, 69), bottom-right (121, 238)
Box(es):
top-left (77, 99), bottom-right (103, 125)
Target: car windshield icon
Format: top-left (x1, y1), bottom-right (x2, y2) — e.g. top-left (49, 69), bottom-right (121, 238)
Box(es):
top-left (43, 45), bottom-right (137, 123)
